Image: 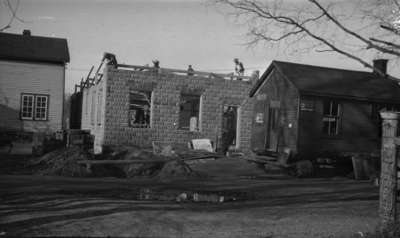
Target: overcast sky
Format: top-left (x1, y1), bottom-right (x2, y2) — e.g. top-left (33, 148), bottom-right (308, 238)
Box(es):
top-left (1, 0), bottom-right (398, 93)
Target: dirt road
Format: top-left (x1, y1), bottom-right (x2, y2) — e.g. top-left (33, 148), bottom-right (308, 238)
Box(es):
top-left (0, 175), bottom-right (378, 238)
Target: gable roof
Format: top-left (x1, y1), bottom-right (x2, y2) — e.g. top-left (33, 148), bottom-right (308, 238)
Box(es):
top-left (250, 60), bottom-right (400, 103)
top-left (0, 31), bottom-right (70, 64)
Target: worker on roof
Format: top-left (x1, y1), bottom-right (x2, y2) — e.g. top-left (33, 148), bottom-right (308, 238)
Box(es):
top-left (234, 58), bottom-right (244, 80)
top-left (187, 65), bottom-right (194, 76)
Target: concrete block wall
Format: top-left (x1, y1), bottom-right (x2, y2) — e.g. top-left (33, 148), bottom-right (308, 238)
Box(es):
top-left (100, 66), bottom-right (255, 151)
top-left (81, 77), bottom-right (107, 153)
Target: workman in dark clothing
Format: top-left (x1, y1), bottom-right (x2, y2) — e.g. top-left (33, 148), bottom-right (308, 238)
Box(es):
top-left (187, 65), bottom-right (194, 76)
top-left (221, 106), bottom-right (236, 155)
top-left (234, 58), bottom-right (245, 80)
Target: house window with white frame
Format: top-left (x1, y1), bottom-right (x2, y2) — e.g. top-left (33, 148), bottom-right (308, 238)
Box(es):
top-left (35, 95), bottom-right (48, 120)
top-left (21, 94), bottom-right (49, 120)
top-left (322, 100), bottom-right (341, 136)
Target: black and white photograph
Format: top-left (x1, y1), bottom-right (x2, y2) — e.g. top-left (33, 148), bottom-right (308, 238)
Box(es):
top-left (1, 0), bottom-right (400, 237)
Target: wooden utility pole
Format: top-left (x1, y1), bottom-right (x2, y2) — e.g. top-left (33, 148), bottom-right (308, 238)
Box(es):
top-left (379, 111), bottom-right (399, 231)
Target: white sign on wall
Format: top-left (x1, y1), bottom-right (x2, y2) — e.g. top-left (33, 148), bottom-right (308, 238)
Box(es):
top-left (255, 113), bottom-right (264, 123)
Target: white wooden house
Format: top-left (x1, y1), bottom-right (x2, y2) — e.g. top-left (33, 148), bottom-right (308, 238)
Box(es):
top-left (0, 30), bottom-right (70, 133)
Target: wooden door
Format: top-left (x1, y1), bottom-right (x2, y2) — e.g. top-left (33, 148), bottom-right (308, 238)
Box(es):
top-left (251, 100), bottom-right (269, 152)
top-left (267, 107), bottom-right (279, 151)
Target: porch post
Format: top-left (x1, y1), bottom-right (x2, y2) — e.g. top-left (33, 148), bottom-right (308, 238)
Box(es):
top-left (379, 111), bottom-right (400, 231)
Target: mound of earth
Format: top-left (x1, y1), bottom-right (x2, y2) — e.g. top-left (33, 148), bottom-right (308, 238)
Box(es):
top-left (29, 146), bottom-right (91, 177)
top-left (156, 160), bottom-right (202, 181)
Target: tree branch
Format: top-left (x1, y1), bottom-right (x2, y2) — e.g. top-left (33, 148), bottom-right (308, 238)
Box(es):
top-left (309, 0), bottom-right (400, 57)
top-left (214, 0), bottom-right (398, 77)
top-left (370, 37), bottom-right (400, 49)
top-left (393, 0), bottom-right (400, 10)
top-left (0, 0), bottom-right (24, 32)
top-left (251, 29), bottom-right (304, 42)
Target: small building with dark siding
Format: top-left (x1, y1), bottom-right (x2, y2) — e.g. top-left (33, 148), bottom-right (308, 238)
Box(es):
top-left (249, 60), bottom-right (400, 158)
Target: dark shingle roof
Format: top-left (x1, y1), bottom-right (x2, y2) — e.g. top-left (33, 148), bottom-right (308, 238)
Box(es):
top-left (250, 60), bottom-right (400, 103)
top-left (0, 32), bottom-right (69, 64)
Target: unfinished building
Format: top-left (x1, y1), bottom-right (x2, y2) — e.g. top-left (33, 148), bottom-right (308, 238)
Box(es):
top-left (79, 55), bottom-right (257, 154)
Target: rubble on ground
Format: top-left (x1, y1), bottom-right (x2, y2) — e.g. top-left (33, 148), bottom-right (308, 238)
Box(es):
top-left (27, 143), bottom-right (220, 178)
top-left (292, 160), bottom-right (314, 178)
top-left (156, 160), bottom-right (202, 180)
top-left (29, 146), bottom-right (91, 177)
top-left (99, 145), bottom-right (211, 179)
top-left (105, 146), bottom-right (166, 178)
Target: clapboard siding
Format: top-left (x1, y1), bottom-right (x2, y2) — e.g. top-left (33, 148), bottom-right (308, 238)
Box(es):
top-left (0, 60), bottom-right (65, 132)
top-left (298, 96), bottom-right (384, 157)
top-left (250, 68), bottom-right (300, 153)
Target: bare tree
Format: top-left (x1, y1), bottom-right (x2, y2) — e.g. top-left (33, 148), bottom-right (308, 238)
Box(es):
top-left (213, 0), bottom-right (400, 77)
top-left (0, 0), bottom-right (25, 32)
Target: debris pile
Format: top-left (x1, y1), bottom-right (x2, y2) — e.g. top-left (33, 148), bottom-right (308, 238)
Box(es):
top-left (292, 160), bottom-right (314, 178)
top-left (100, 145), bottom-right (167, 177)
top-left (156, 160), bottom-right (201, 180)
top-left (29, 143), bottom-right (221, 178)
top-left (30, 147), bottom-right (91, 177)
top-left (99, 145), bottom-right (207, 179)
top-left (137, 188), bottom-right (251, 203)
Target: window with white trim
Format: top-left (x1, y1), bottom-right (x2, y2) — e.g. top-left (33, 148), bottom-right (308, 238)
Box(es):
top-left (35, 95), bottom-right (48, 120)
top-left (322, 100), bottom-right (341, 136)
top-left (21, 94), bottom-right (34, 120)
top-left (21, 94), bottom-right (49, 120)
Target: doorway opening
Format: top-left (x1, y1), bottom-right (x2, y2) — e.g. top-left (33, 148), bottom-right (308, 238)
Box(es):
top-left (221, 105), bottom-right (239, 154)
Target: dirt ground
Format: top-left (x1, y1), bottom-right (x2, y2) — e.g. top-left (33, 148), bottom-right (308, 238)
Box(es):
top-left (0, 170), bottom-right (379, 238)
top-left (0, 152), bottom-right (380, 238)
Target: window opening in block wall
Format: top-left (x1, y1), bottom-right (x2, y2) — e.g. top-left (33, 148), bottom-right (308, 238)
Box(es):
top-left (129, 90), bottom-right (151, 128)
top-left (221, 105), bottom-right (239, 153)
top-left (21, 93), bottom-right (49, 120)
top-left (179, 94), bottom-right (200, 131)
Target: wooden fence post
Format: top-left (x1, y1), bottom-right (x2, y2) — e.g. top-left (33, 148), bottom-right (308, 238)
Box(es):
top-left (379, 111), bottom-right (399, 231)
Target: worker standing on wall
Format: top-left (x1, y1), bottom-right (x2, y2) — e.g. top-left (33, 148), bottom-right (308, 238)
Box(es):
top-left (187, 65), bottom-right (194, 76)
top-left (234, 58), bottom-right (244, 80)
top-left (152, 60), bottom-right (160, 73)
top-left (152, 60), bottom-right (160, 68)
